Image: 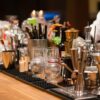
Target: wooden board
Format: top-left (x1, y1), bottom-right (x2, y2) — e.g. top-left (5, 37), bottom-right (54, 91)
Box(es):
top-left (0, 73), bottom-right (61, 100)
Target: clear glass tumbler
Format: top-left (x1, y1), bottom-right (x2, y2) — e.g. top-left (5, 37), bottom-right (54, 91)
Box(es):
top-left (29, 47), bottom-right (45, 78)
top-left (45, 47), bottom-right (62, 84)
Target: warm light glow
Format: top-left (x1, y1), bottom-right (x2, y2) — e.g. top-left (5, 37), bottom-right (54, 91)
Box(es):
top-left (38, 10), bottom-right (44, 17)
top-left (31, 10), bottom-right (36, 17)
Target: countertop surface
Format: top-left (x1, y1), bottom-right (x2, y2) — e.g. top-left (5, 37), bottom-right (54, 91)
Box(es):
top-left (0, 72), bottom-right (61, 100)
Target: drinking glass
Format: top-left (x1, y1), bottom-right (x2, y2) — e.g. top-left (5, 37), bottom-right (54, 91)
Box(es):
top-left (45, 47), bottom-right (62, 84)
top-left (28, 39), bottom-right (47, 59)
top-left (29, 48), bottom-right (45, 78)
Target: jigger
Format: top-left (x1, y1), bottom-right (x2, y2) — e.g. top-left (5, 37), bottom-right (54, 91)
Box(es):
top-left (81, 50), bottom-right (88, 72)
top-left (71, 47), bottom-right (85, 96)
top-left (70, 48), bottom-right (79, 84)
top-left (70, 48), bottom-right (79, 70)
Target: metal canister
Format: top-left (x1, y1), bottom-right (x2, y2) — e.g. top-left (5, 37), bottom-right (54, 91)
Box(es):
top-left (65, 28), bottom-right (79, 57)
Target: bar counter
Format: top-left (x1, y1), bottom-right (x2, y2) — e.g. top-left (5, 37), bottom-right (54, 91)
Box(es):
top-left (0, 72), bottom-right (61, 100)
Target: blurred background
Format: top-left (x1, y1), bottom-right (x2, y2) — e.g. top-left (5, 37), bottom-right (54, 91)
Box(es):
top-left (0, 0), bottom-right (100, 31)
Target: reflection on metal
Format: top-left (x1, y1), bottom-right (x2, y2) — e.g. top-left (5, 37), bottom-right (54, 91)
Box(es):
top-left (65, 28), bottom-right (79, 57)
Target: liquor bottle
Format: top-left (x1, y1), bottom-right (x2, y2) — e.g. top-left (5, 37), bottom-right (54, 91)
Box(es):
top-left (57, 26), bottom-right (67, 58)
top-left (51, 26), bottom-right (66, 58)
top-left (59, 27), bottom-right (66, 58)
top-left (59, 21), bottom-right (72, 58)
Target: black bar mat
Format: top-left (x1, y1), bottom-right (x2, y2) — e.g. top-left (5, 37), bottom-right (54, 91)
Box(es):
top-left (0, 65), bottom-right (99, 100)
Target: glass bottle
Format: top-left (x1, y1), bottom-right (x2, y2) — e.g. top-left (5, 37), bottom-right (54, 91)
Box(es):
top-left (59, 28), bottom-right (66, 58)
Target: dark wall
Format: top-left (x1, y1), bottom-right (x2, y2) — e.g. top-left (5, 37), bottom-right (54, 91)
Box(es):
top-left (37, 0), bottom-right (67, 20)
top-left (66, 0), bottom-right (89, 31)
top-left (0, 0), bottom-right (67, 22)
top-left (0, 0), bottom-right (19, 18)
top-left (0, 0), bottom-right (37, 21)
top-left (0, 0), bottom-right (89, 31)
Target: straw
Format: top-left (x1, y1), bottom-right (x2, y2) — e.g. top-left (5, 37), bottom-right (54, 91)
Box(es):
top-left (60, 62), bottom-right (73, 73)
top-left (1, 40), bottom-right (6, 51)
top-left (93, 26), bottom-right (96, 51)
